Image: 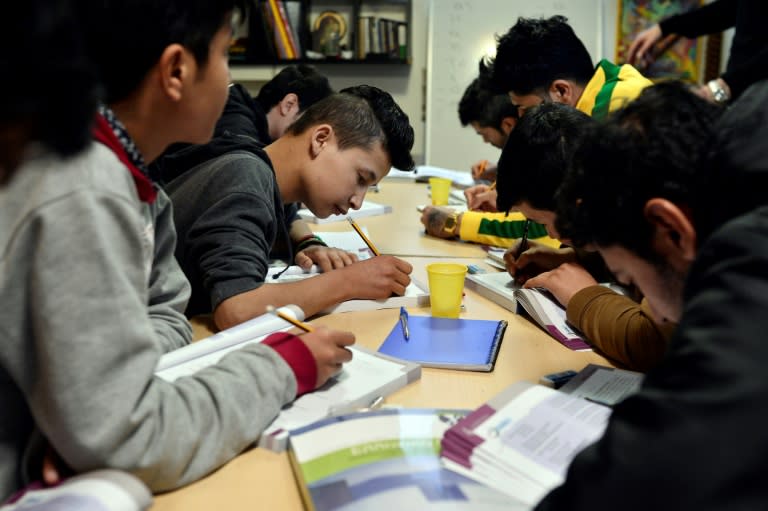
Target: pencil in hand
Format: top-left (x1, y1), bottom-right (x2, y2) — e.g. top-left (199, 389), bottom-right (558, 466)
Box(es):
top-left (346, 216), bottom-right (380, 256)
top-left (266, 305), bottom-right (314, 333)
top-left (516, 219), bottom-right (531, 259)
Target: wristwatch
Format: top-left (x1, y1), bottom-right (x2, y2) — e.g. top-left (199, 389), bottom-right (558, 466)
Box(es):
top-left (707, 79), bottom-right (730, 104)
top-left (443, 212), bottom-right (460, 237)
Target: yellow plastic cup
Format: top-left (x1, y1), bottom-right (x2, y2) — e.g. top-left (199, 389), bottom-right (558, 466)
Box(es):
top-left (429, 177), bottom-right (452, 206)
top-left (426, 263), bottom-right (467, 318)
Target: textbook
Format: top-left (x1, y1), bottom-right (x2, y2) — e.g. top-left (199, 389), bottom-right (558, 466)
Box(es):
top-left (386, 165), bottom-right (476, 188)
top-left (288, 408), bottom-right (513, 511)
top-left (154, 306), bottom-right (421, 452)
top-left (297, 200), bottom-right (393, 224)
top-left (1, 470), bottom-right (152, 511)
top-left (377, 315), bottom-right (508, 372)
top-left (465, 272), bottom-right (591, 351)
top-left (265, 265), bottom-right (430, 314)
top-left (559, 363), bottom-right (643, 406)
top-left (440, 380), bottom-right (612, 507)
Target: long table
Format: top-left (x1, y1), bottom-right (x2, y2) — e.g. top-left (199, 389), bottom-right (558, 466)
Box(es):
top-left (152, 180), bottom-right (610, 510)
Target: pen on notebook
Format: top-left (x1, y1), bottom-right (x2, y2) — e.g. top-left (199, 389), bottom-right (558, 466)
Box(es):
top-left (346, 216), bottom-right (381, 256)
top-left (399, 306), bottom-right (410, 341)
top-left (516, 219), bottom-right (531, 259)
top-left (265, 305), bottom-right (314, 333)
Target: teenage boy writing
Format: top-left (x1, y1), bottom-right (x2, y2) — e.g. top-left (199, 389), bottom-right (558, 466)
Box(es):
top-left (163, 85), bottom-right (415, 329)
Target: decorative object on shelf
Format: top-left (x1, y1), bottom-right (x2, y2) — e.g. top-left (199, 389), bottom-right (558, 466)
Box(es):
top-left (313, 10), bottom-right (346, 57)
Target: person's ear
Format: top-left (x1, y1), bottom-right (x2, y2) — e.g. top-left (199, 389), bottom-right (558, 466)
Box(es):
top-left (279, 93), bottom-right (300, 116)
top-left (644, 198), bottom-right (697, 271)
top-left (500, 117), bottom-right (516, 135)
top-left (157, 44), bottom-right (189, 102)
top-left (549, 80), bottom-right (575, 105)
top-left (309, 124), bottom-right (333, 158)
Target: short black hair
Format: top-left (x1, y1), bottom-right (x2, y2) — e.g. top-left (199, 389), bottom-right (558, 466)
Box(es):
top-left (1, 0), bottom-right (98, 159)
top-left (495, 103), bottom-right (592, 213)
top-left (76, 0), bottom-right (246, 104)
top-left (256, 64), bottom-right (333, 113)
top-left (286, 85), bottom-right (414, 171)
top-left (555, 81), bottom-right (723, 259)
top-left (485, 16), bottom-right (594, 96)
top-left (458, 77), bottom-right (518, 130)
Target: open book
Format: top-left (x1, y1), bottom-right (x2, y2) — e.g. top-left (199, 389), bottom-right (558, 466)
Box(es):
top-left (297, 200), bottom-right (393, 224)
top-left (288, 409), bottom-right (515, 511)
top-left (155, 306), bottom-right (421, 452)
top-left (440, 381), bottom-right (612, 508)
top-left (266, 265), bottom-right (430, 314)
top-left (465, 272), bottom-right (590, 351)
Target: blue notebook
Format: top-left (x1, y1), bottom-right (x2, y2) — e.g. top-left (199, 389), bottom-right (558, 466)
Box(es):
top-left (378, 315), bottom-right (508, 372)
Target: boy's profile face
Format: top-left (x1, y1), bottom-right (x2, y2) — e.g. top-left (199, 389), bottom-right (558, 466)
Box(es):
top-left (599, 244), bottom-right (685, 324)
top-left (514, 201), bottom-right (562, 241)
top-left (470, 122), bottom-right (507, 149)
top-left (303, 138), bottom-right (391, 219)
top-left (177, 21), bottom-right (233, 145)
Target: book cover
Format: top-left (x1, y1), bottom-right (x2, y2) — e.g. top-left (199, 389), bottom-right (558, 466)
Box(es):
top-left (378, 315), bottom-right (508, 372)
top-left (297, 201), bottom-right (393, 224)
top-left (440, 381), bottom-right (611, 506)
top-left (288, 408), bottom-right (513, 511)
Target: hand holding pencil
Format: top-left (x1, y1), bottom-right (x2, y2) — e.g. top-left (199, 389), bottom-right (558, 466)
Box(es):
top-left (266, 305), bottom-right (355, 388)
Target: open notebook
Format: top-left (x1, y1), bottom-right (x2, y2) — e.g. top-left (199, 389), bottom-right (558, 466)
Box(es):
top-left (155, 306), bottom-right (421, 452)
top-left (465, 272), bottom-right (590, 351)
top-left (386, 165), bottom-right (476, 188)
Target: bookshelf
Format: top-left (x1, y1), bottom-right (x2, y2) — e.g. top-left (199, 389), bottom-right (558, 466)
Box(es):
top-left (231, 0), bottom-right (411, 67)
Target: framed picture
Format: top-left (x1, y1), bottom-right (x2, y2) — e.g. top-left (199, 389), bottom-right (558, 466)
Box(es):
top-left (616, 0), bottom-right (704, 82)
top-left (312, 10), bottom-right (347, 56)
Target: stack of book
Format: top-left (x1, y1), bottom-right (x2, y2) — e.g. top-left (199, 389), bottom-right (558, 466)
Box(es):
top-left (440, 366), bottom-right (643, 507)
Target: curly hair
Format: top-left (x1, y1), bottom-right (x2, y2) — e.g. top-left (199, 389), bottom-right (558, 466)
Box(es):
top-left (555, 81), bottom-right (723, 259)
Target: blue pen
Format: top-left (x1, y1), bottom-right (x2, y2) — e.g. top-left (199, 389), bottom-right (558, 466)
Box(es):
top-left (399, 306), bottom-right (410, 341)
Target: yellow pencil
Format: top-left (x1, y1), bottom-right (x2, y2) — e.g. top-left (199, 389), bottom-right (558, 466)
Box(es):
top-left (265, 305), bottom-right (314, 333)
top-left (346, 216), bottom-right (381, 256)
top-left (489, 181), bottom-right (497, 190)
top-left (478, 159), bottom-right (488, 176)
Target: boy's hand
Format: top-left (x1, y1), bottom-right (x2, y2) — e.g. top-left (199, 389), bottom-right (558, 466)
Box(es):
top-left (523, 262), bottom-right (598, 306)
top-left (420, 206), bottom-right (460, 239)
top-left (471, 160), bottom-right (498, 181)
top-left (296, 245), bottom-right (358, 272)
top-left (464, 184), bottom-right (498, 212)
top-left (341, 256), bottom-right (413, 298)
top-left (504, 241), bottom-right (577, 283)
top-left (299, 326), bottom-right (355, 387)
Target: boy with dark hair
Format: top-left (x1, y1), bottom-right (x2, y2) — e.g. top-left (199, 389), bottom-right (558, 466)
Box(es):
top-left (255, 64), bottom-right (334, 143)
top-left (484, 15), bottom-right (651, 119)
top-left (165, 85), bottom-right (416, 330)
top-left (1, 0), bottom-right (355, 500)
top-left (420, 77), bottom-right (558, 250)
top-left (536, 80), bottom-right (767, 511)
top-left (0, 1), bottom-right (98, 183)
top-left (495, 102), bottom-right (677, 371)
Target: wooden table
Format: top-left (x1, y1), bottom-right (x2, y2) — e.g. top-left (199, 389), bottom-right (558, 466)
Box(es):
top-left (154, 255), bottom-right (609, 510)
top-left (309, 179), bottom-right (487, 259)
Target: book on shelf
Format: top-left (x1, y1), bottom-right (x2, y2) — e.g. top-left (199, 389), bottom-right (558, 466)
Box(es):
top-left (297, 200), bottom-right (392, 224)
top-left (154, 305), bottom-right (421, 453)
top-left (465, 272), bottom-right (591, 351)
top-left (440, 380), bottom-right (613, 508)
top-left (378, 315), bottom-right (508, 372)
top-left (288, 408), bottom-right (513, 511)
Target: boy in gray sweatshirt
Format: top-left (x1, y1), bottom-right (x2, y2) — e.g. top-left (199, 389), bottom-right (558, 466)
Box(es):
top-left (1, 0), bottom-right (355, 501)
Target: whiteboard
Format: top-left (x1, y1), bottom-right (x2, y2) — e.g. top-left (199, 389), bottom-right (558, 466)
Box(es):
top-left (425, 0), bottom-right (604, 170)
